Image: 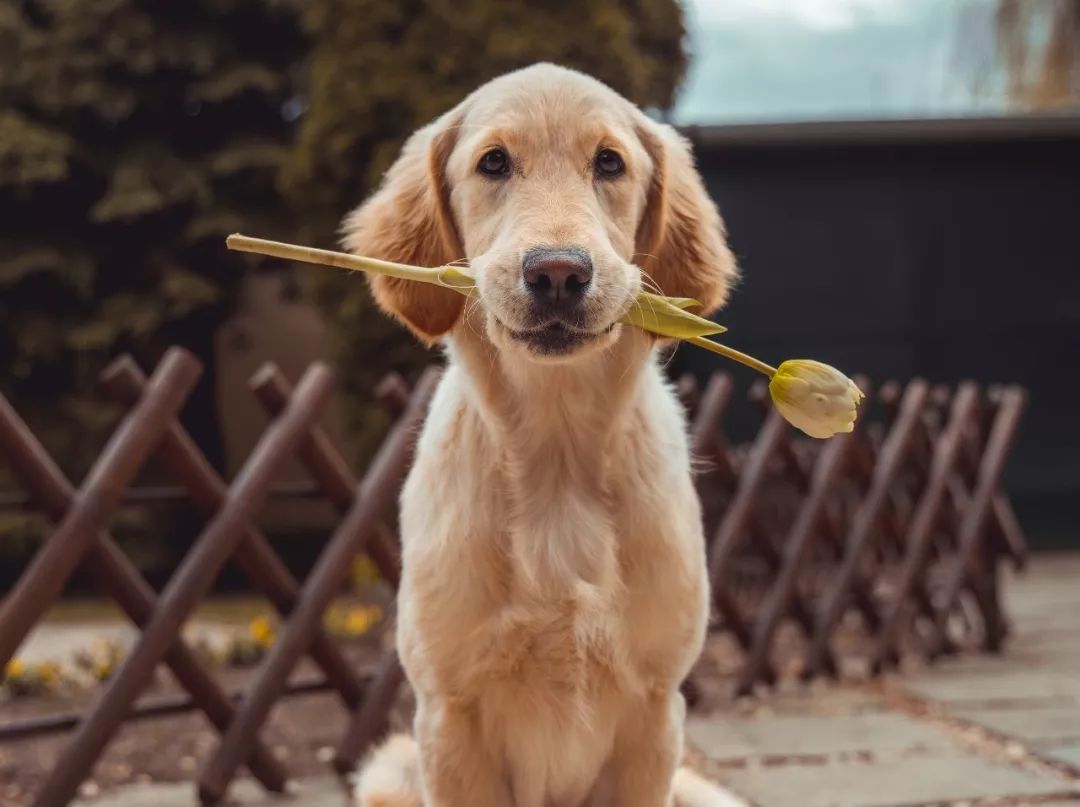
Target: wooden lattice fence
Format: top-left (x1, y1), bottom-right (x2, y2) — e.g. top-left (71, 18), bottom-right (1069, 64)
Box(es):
top-left (0, 348), bottom-right (1026, 804)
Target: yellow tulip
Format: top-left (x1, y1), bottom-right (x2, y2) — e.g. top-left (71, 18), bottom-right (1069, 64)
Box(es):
top-left (225, 235), bottom-right (863, 437)
top-left (769, 360), bottom-right (864, 438)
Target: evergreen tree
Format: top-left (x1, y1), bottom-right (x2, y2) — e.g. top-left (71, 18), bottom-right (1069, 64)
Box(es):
top-left (0, 0), bottom-right (303, 473)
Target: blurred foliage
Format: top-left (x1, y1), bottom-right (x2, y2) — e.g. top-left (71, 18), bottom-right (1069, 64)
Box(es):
top-left (0, 0), bottom-right (303, 483)
top-left (281, 0), bottom-right (688, 465)
top-left (997, 0), bottom-right (1080, 109)
top-left (0, 0), bottom-right (687, 577)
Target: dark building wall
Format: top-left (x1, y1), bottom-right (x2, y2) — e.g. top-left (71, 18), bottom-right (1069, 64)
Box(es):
top-left (678, 119), bottom-right (1080, 548)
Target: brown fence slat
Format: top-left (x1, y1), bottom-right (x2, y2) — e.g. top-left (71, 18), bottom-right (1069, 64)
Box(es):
top-left (196, 367), bottom-right (441, 805)
top-left (933, 386), bottom-right (1027, 652)
top-left (334, 650), bottom-right (408, 773)
top-left (250, 366), bottom-right (405, 587)
top-left (707, 409), bottom-right (789, 654)
top-left (690, 373), bottom-right (736, 487)
top-left (30, 363), bottom-right (335, 807)
top-left (872, 382), bottom-right (981, 671)
top-left (0, 673), bottom-right (356, 742)
top-left (805, 379), bottom-right (930, 677)
top-left (100, 357), bottom-right (367, 709)
top-left (0, 481), bottom-right (322, 512)
top-left (736, 426), bottom-right (855, 693)
top-left (0, 348), bottom-right (202, 670)
top-left (0, 354), bottom-right (1031, 805)
top-left (0, 372), bottom-right (286, 791)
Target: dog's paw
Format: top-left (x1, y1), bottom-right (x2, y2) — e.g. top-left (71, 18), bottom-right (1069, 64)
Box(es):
top-left (672, 767), bottom-right (749, 807)
top-left (353, 734), bottom-right (422, 807)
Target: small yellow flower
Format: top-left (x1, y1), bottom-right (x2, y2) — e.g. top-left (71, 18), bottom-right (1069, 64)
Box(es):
top-left (769, 360), bottom-right (864, 438)
top-left (4, 658), bottom-right (25, 682)
top-left (344, 605), bottom-right (382, 636)
top-left (248, 616), bottom-right (276, 648)
top-left (38, 661), bottom-right (60, 690)
top-left (351, 554), bottom-right (381, 587)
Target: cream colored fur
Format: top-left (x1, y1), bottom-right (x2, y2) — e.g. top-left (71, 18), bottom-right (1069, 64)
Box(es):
top-left (346, 64), bottom-right (740, 807)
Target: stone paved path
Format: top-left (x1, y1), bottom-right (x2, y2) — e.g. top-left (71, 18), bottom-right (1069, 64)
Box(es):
top-left (690, 553), bottom-right (1080, 806)
top-left (77, 555), bottom-right (1080, 806)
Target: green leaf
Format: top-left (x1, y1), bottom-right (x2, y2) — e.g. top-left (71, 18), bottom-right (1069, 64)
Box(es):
top-left (0, 111), bottom-right (75, 186)
top-left (0, 248), bottom-right (95, 296)
top-left (164, 267), bottom-right (221, 315)
top-left (620, 291), bottom-right (727, 339)
top-left (664, 296), bottom-right (702, 311)
top-left (64, 295), bottom-right (163, 350)
top-left (90, 149), bottom-right (211, 222)
top-left (187, 65), bottom-right (281, 103)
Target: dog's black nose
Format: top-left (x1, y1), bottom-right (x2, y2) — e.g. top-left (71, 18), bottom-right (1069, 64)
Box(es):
top-left (522, 247), bottom-right (592, 307)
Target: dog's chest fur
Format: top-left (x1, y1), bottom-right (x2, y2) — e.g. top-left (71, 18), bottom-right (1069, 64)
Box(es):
top-left (395, 350), bottom-right (708, 802)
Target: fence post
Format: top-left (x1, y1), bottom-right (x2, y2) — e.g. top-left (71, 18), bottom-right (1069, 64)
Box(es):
top-left (872, 382), bottom-right (981, 672)
top-left (736, 426), bottom-right (856, 693)
top-left (99, 357), bottom-right (367, 708)
top-left (30, 364), bottom-right (335, 807)
top-left (707, 409), bottom-right (790, 657)
top-left (0, 348), bottom-right (202, 669)
top-left (196, 367), bottom-right (441, 804)
top-left (0, 370), bottom-right (287, 793)
top-left (805, 380), bottom-right (929, 677)
top-left (933, 386), bottom-right (1027, 652)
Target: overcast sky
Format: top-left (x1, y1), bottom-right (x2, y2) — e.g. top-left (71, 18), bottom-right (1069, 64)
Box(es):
top-left (672, 0), bottom-right (1009, 123)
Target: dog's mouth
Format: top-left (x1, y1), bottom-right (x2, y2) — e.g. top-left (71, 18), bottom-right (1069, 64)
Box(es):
top-left (499, 319), bottom-right (616, 357)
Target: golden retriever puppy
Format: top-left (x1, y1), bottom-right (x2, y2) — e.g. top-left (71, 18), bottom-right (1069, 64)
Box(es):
top-left (348, 63), bottom-right (740, 807)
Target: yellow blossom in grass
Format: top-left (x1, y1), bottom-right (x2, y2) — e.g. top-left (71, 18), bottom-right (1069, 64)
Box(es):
top-left (768, 360), bottom-right (864, 438)
top-left (351, 554), bottom-right (381, 587)
top-left (248, 616), bottom-right (276, 648)
top-left (74, 637), bottom-right (125, 682)
top-left (38, 661), bottom-right (60, 690)
top-left (344, 605), bottom-right (382, 636)
top-left (3, 658), bottom-right (62, 697)
top-left (324, 604), bottom-right (383, 638)
top-left (4, 658), bottom-right (25, 682)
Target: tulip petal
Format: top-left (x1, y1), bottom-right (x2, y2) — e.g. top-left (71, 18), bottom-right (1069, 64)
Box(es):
top-left (768, 359), bottom-right (862, 439)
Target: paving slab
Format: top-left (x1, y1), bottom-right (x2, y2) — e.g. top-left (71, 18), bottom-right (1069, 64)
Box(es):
top-left (720, 687), bottom-right (889, 719)
top-left (75, 777), bottom-right (352, 806)
top-left (1043, 743), bottom-right (1080, 771)
top-left (687, 711), bottom-right (953, 762)
top-left (718, 753), bottom-right (1075, 807)
top-left (953, 703), bottom-right (1080, 745)
top-left (900, 668), bottom-right (1080, 704)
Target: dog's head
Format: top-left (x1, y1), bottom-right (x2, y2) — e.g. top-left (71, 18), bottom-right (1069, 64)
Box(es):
top-left (343, 64), bottom-right (737, 362)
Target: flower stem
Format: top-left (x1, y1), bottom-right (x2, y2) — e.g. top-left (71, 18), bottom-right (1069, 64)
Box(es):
top-left (226, 234), bottom-right (447, 285)
top-left (226, 234), bottom-right (779, 376)
top-left (686, 336), bottom-right (778, 378)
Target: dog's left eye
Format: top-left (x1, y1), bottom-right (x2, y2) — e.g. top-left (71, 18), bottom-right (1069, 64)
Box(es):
top-left (478, 148), bottom-right (511, 177)
top-left (594, 148), bottom-right (625, 179)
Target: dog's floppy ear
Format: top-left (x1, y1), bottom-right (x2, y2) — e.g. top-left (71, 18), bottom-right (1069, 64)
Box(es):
top-left (342, 112), bottom-right (465, 343)
top-left (635, 119), bottom-right (738, 316)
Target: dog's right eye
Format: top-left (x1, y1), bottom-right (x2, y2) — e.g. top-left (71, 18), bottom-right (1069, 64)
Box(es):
top-left (477, 148), bottom-right (510, 178)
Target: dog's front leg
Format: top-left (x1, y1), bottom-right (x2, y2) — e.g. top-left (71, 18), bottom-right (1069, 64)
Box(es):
top-left (607, 691), bottom-right (684, 807)
top-left (415, 700), bottom-right (512, 807)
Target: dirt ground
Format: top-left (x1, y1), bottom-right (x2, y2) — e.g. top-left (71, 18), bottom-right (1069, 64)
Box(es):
top-left (0, 622), bottom-right (880, 806)
top-left (0, 642), bottom-right (396, 805)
